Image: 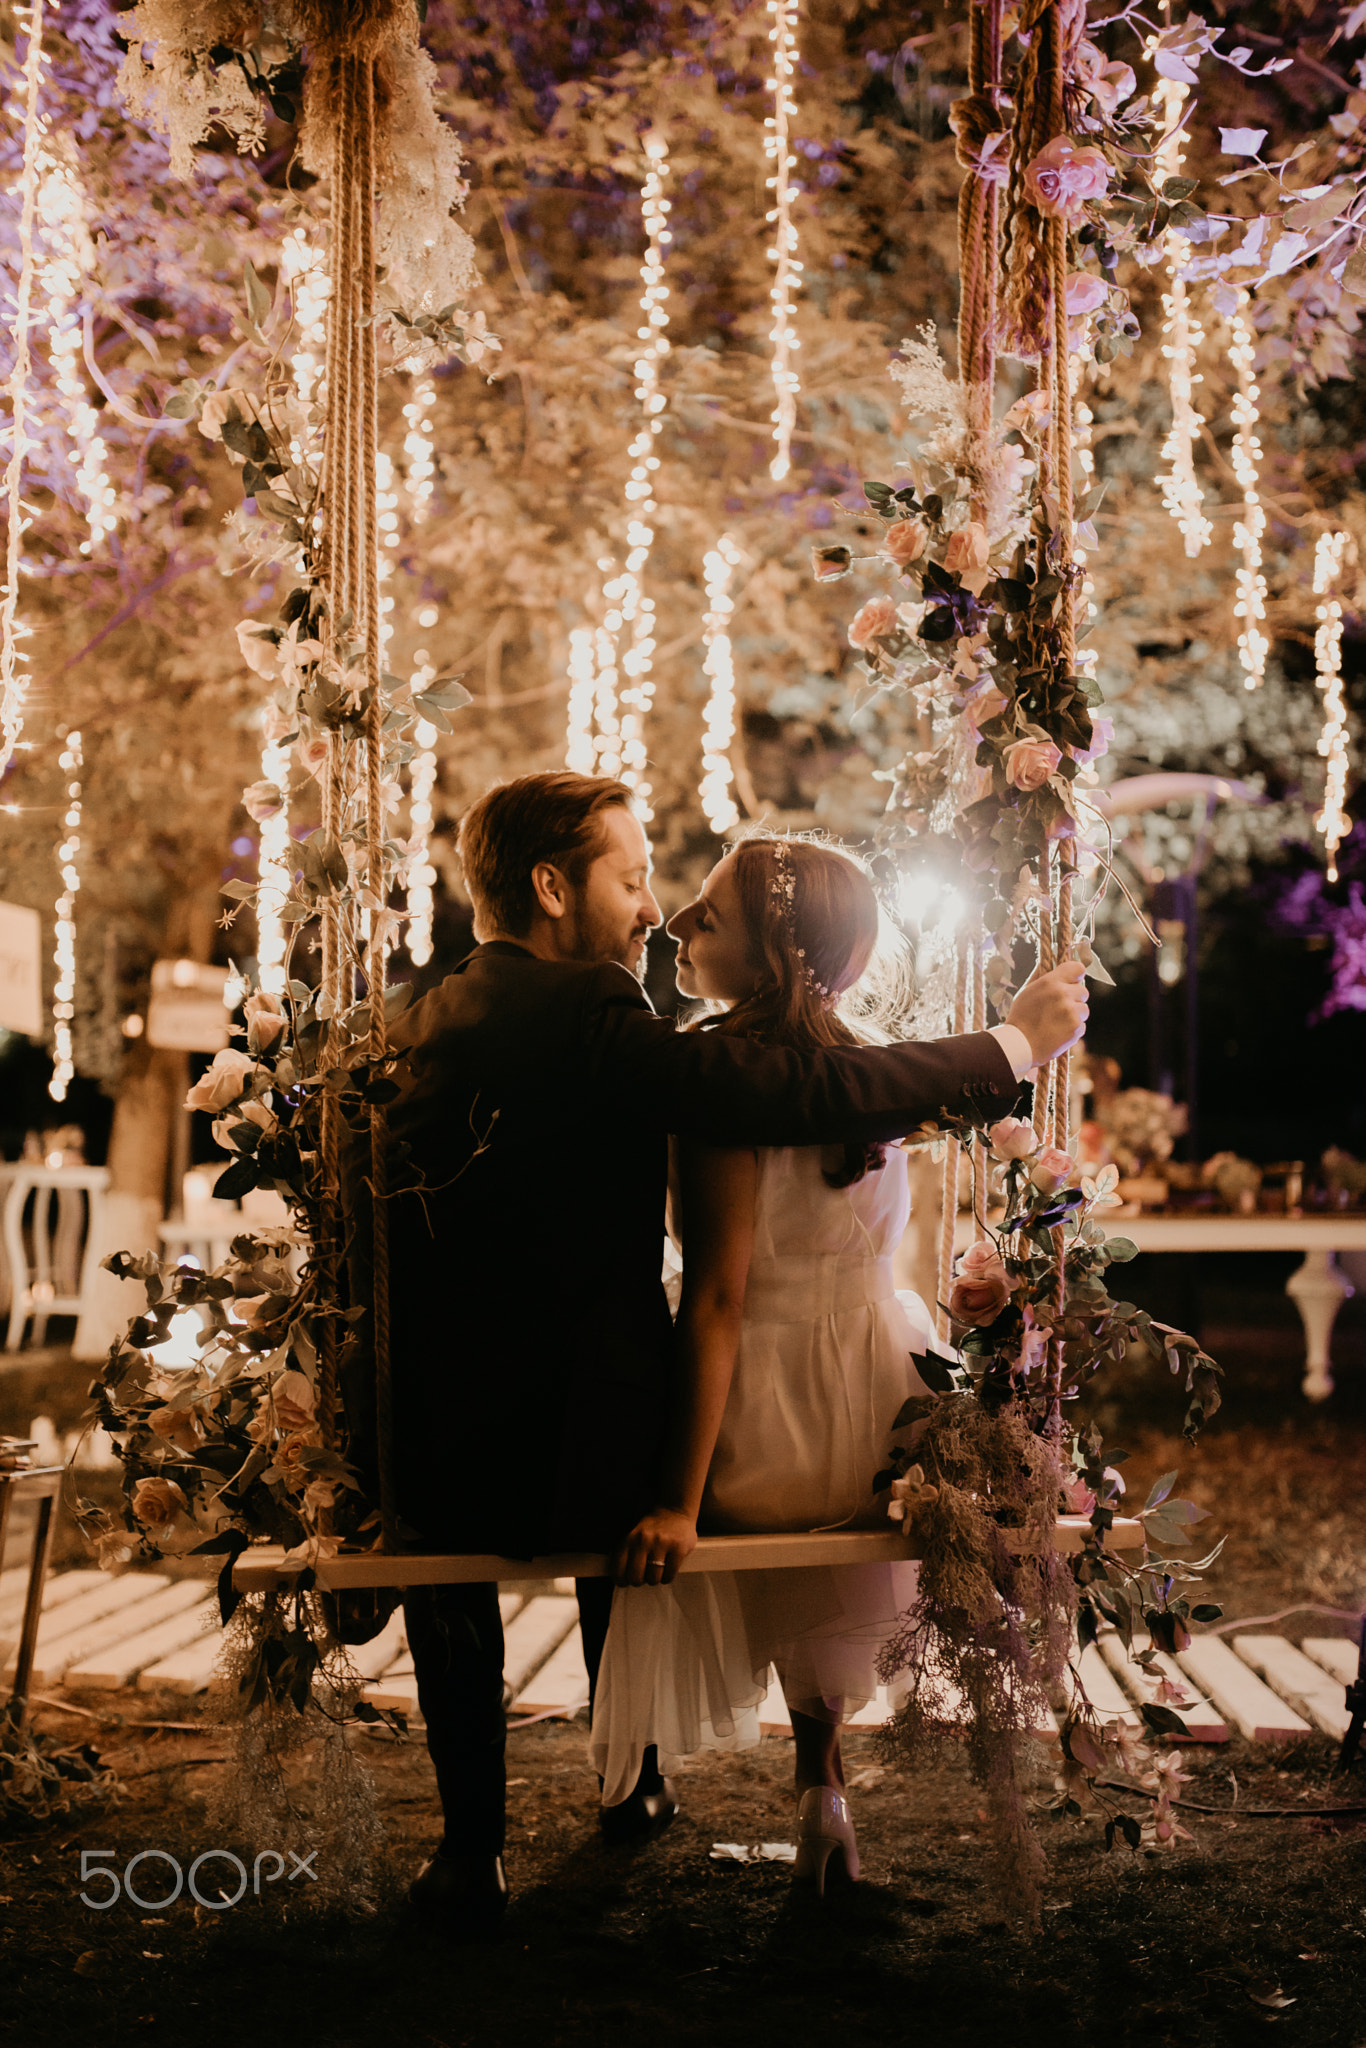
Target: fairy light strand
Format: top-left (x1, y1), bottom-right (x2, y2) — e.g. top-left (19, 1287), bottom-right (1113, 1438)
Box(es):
top-left (49, 727), bottom-right (81, 1101)
top-left (39, 148), bottom-right (116, 555)
top-left (1, 0), bottom-right (47, 778)
top-left (403, 383), bottom-right (439, 968)
top-left (256, 722), bottom-right (291, 997)
top-left (1313, 531), bottom-right (1351, 883)
top-left (764, 0), bottom-right (803, 482)
top-left (564, 626), bottom-right (597, 773)
top-left (1228, 293), bottom-right (1269, 690)
top-left (1153, 71), bottom-right (1211, 557)
top-left (580, 135), bottom-right (672, 808)
top-left (699, 535), bottom-right (744, 833)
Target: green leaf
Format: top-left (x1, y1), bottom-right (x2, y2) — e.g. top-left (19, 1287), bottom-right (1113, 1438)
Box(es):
top-left (244, 258), bottom-right (272, 330)
top-left (1140, 1699), bottom-right (1190, 1737)
top-left (1104, 1237), bottom-right (1139, 1263)
top-left (1145, 1469), bottom-right (1179, 1510)
top-left (162, 392), bottom-right (197, 420)
top-left (384, 981), bottom-right (413, 1020)
top-left (221, 879), bottom-right (258, 902)
top-left (909, 1350), bottom-right (957, 1395)
top-left (1162, 176), bottom-right (1198, 201)
top-left (1190, 1603), bottom-right (1223, 1623)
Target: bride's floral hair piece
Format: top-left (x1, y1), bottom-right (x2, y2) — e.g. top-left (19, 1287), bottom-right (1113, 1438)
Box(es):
top-left (767, 840), bottom-right (833, 1002)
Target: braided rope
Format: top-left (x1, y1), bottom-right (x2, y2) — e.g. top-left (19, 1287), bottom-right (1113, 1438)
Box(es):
top-left (936, 939), bottom-right (972, 1340)
top-left (355, 55), bottom-right (396, 1553)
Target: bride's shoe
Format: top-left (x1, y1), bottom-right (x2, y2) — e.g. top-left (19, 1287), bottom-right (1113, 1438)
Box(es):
top-left (792, 1786), bottom-right (859, 1896)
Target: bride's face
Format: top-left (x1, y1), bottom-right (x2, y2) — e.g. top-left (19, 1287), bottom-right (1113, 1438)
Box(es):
top-left (666, 854), bottom-right (761, 1003)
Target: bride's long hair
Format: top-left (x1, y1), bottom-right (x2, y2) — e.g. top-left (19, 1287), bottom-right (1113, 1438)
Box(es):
top-left (691, 831), bottom-right (914, 1185)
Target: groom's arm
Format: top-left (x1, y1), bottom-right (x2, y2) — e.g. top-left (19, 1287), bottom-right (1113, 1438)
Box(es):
top-left (578, 968), bottom-right (1030, 1145)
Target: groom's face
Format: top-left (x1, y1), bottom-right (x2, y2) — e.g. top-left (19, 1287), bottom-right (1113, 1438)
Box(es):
top-left (560, 805), bottom-right (662, 978)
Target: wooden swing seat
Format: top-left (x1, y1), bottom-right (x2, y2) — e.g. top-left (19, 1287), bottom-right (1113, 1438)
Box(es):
top-left (232, 1515), bottom-right (1143, 1593)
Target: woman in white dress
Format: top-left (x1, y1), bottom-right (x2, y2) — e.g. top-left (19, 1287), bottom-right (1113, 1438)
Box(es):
top-left (590, 833), bottom-right (948, 1893)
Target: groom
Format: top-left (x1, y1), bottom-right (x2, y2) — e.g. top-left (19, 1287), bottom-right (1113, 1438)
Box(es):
top-left (347, 771), bottom-right (1087, 1933)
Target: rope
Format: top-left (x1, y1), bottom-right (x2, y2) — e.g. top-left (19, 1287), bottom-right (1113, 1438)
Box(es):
top-left (0, 0), bottom-right (44, 778)
top-left (355, 54), bottom-right (396, 1554)
top-left (971, 929), bottom-right (987, 1242)
top-left (936, 939), bottom-right (971, 1340)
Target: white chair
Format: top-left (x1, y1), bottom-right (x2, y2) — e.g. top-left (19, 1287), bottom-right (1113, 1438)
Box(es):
top-left (0, 1164), bottom-right (110, 1350)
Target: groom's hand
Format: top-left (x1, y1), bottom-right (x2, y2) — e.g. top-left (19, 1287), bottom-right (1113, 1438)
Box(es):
top-left (1007, 960), bottom-right (1089, 1068)
top-left (611, 1508), bottom-right (699, 1587)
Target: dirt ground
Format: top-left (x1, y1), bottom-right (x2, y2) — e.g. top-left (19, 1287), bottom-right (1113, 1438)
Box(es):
top-left (3, 1272), bottom-right (1366, 2048)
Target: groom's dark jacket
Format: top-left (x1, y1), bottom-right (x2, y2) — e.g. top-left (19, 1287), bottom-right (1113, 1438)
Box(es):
top-left (344, 940), bottom-right (1019, 1557)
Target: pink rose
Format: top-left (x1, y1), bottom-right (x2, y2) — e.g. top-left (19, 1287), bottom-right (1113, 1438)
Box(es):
top-left (235, 619), bottom-right (278, 680)
top-left (956, 1238), bottom-right (1009, 1286)
top-left (989, 1116), bottom-right (1038, 1160)
top-left (263, 701), bottom-right (297, 746)
top-left (242, 779), bottom-right (284, 824)
top-left (885, 519), bottom-right (929, 565)
top-left (1065, 271), bottom-right (1109, 318)
top-left (1076, 43), bottom-right (1136, 116)
top-left (147, 1404), bottom-right (202, 1455)
top-left (943, 522), bottom-right (990, 574)
top-left (964, 683), bottom-right (1009, 730)
top-left (848, 596), bottom-right (900, 650)
top-left (185, 1047), bottom-right (255, 1113)
top-left (1030, 1145), bottom-right (1076, 1194)
top-left (1004, 738), bottom-right (1062, 792)
top-left (270, 1368), bottom-right (317, 1435)
top-left (244, 990), bottom-right (287, 1053)
top-left (296, 732), bottom-right (330, 780)
top-left (1023, 137), bottom-right (1111, 224)
top-left (131, 1474), bottom-right (189, 1533)
top-left (948, 1271), bottom-right (1011, 1328)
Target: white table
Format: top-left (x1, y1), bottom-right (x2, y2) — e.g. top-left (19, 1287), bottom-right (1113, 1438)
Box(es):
top-left (957, 1213), bottom-right (1366, 1402)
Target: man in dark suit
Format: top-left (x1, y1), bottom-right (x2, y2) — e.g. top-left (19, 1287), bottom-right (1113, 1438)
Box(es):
top-left (356, 772), bottom-right (1086, 1932)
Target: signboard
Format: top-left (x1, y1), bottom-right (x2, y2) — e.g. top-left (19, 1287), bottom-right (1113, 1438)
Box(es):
top-left (0, 900), bottom-right (43, 1037)
top-left (145, 959), bottom-right (231, 1054)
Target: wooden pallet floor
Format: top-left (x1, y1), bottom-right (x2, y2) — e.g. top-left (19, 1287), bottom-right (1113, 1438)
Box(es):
top-left (8, 1570), bottom-right (1360, 1749)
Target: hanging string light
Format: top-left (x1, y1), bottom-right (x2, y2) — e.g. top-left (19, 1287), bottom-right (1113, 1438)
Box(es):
top-left (38, 149), bottom-right (116, 556)
top-left (401, 374), bottom-right (436, 517)
top-left (764, 0), bottom-right (803, 483)
top-left (698, 534), bottom-right (744, 833)
top-left (578, 134), bottom-right (672, 807)
top-left (255, 719), bottom-right (291, 997)
top-left (1152, 71), bottom-right (1211, 558)
top-left (49, 727), bottom-right (81, 1101)
top-left (1070, 348), bottom-right (1099, 683)
top-left (1228, 293), bottom-right (1269, 690)
top-left (402, 384), bottom-right (439, 963)
top-left (280, 225), bottom-right (329, 408)
top-left (1, 0), bottom-right (47, 778)
top-left (1313, 530), bottom-right (1351, 883)
top-left (564, 626), bottom-right (597, 774)
top-left (404, 710), bottom-right (438, 968)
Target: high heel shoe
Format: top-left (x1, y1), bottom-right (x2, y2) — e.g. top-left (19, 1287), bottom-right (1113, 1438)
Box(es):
top-left (792, 1786), bottom-right (860, 1896)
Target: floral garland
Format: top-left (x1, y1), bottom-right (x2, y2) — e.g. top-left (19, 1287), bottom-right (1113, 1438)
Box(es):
top-left (79, 4), bottom-right (488, 1714)
top-left (818, 2), bottom-right (1228, 1909)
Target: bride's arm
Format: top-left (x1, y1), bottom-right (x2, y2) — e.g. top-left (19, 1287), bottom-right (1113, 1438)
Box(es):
top-left (612, 1141), bottom-right (757, 1587)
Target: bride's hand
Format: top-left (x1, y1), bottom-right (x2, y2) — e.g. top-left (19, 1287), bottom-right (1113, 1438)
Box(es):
top-left (610, 1508), bottom-right (698, 1587)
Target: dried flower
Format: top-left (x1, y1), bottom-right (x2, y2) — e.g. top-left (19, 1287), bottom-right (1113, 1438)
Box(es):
top-left (811, 544), bottom-right (851, 581)
top-left (147, 1404), bottom-right (202, 1455)
top-left (242, 779), bottom-right (284, 824)
top-left (131, 1473), bottom-right (189, 1532)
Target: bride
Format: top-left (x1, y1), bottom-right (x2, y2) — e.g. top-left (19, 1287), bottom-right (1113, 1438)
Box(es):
top-left (590, 831), bottom-right (951, 1895)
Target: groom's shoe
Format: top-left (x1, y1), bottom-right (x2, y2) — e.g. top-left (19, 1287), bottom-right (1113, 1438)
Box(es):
top-left (407, 1845), bottom-right (509, 1937)
top-left (599, 1778), bottom-right (679, 1848)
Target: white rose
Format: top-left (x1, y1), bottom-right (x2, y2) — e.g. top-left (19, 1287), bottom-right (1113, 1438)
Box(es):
top-left (185, 1048), bottom-right (256, 1113)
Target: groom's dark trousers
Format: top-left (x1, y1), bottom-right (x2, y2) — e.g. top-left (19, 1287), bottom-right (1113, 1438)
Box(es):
top-left (345, 941), bottom-right (1020, 1852)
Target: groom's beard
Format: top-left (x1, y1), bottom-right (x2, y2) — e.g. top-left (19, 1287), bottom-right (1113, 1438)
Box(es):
top-left (570, 905), bottom-right (651, 982)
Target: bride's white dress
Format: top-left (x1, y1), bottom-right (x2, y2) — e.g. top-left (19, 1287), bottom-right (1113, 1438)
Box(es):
top-left (590, 1142), bottom-right (944, 1805)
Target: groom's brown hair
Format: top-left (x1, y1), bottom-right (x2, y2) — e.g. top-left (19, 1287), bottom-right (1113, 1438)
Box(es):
top-left (459, 771), bottom-right (634, 935)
